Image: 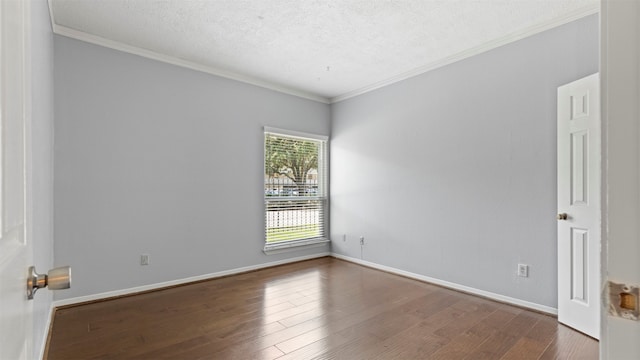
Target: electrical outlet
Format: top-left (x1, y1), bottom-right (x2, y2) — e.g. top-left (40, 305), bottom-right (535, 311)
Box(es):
top-left (342, 234), bottom-right (346, 242)
top-left (360, 236), bottom-right (365, 245)
top-left (518, 264), bottom-right (528, 277)
top-left (141, 254), bottom-right (150, 266)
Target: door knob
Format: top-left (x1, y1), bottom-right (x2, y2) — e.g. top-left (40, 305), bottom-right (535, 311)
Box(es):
top-left (557, 213), bottom-right (568, 220)
top-left (27, 265), bottom-right (71, 300)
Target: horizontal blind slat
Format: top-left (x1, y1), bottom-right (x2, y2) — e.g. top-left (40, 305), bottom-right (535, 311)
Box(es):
top-left (264, 131), bottom-right (327, 244)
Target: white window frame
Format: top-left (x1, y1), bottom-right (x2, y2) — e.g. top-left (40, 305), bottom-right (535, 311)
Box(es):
top-left (263, 127), bottom-right (329, 254)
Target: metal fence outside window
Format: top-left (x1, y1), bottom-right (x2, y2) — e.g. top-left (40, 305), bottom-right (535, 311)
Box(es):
top-left (265, 176), bottom-right (323, 243)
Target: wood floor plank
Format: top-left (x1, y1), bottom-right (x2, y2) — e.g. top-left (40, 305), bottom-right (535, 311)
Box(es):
top-left (462, 311), bottom-right (539, 360)
top-left (428, 309), bottom-right (514, 359)
top-left (500, 337), bottom-right (549, 360)
top-left (538, 324), bottom-right (599, 360)
top-left (46, 257), bottom-right (598, 360)
top-left (355, 307), bottom-right (465, 359)
top-left (311, 334), bottom-right (389, 360)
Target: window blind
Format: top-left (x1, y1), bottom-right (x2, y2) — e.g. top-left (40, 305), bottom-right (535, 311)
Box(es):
top-left (264, 130), bottom-right (328, 246)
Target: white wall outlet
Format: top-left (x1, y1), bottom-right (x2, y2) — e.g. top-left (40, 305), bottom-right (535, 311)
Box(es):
top-left (140, 254), bottom-right (150, 266)
top-left (360, 236), bottom-right (365, 245)
top-left (342, 234), bottom-right (346, 242)
top-left (518, 263), bottom-right (528, 277)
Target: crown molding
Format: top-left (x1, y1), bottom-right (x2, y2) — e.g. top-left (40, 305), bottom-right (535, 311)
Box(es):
top-left (47, 0), bottom-right (597, 106)
top-left (330, 4), bottom-right (599, 103)
top-left (48, 9), bottom-right (330, 104)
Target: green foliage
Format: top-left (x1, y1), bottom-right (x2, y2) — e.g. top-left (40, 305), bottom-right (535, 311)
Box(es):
top-left (266, 224), bottom-right (322, 243)
top-left (265, 135), bottom-right (318, 189)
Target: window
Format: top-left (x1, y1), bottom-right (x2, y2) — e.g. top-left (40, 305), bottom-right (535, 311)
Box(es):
top-left (264, 127), bottom-right (328, 253)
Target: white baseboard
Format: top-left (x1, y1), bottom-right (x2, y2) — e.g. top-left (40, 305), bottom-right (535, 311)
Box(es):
top-left (331, 253), bottom-right (558, 316)
top-left (53, 252), bottom-right (331, 307)
top-left (51, 251), bottom-right (556, 316)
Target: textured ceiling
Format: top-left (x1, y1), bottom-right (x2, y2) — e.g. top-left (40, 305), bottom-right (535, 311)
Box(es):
top-left (49, 0), bottom-right (598, 102)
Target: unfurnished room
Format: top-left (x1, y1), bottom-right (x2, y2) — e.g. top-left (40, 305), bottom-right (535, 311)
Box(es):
top-left (1, 0), bottom-right (639, 359)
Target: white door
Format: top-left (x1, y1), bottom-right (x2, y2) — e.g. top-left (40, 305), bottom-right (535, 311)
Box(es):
top-left (0, 0), bottom-right (33, 359)
top-left (557, 73), bottom-right (600, 339)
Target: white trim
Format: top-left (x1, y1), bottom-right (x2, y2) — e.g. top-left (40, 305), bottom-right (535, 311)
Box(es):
top-left (47, 2), bottom-right (597, 105)
top-left (263, 238), bottom-right (330, 255)
top-left (263, 126), bottom-right (329, 141)
top-left (330, 4), bottom-right (600, 103)
top-left (49, 25), bottom-right (330, 105)
top-left (51, 251), bottom-right (557, 316)
top-left (38, 304), bottom-right (54, 360)
top-left (52, 252), bottom-right (330, 307)
top-left (46, 0), bottom-right (55, 38)
top-left (331, 253), bottom-right (558, 316)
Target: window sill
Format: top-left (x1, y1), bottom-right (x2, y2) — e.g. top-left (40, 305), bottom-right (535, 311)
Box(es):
top-left (263, 238), bottom-right (330, 255)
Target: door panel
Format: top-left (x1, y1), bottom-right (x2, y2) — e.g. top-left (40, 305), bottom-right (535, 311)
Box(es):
top-left (570, 130), bottom-right (588, 205)
top-left (557, 73), bottom-right (600, 339)
top-left (570, 228), bottom-right (588, 303)
top-left (0, 0), bottom-right (32, 358)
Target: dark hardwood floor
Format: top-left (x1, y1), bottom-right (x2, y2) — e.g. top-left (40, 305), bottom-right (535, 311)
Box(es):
top-left (46, 257), bottom-right (598, 359)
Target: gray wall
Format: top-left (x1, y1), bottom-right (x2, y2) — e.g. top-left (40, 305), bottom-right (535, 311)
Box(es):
top-left (330, 15), bottom-right (598, 308)
top-left (54, 36), bottom-right (330, 300)
top-left (31, 0), bottom-right (55, 356)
